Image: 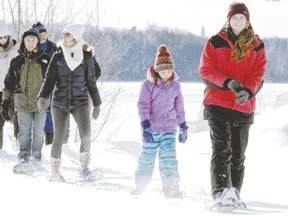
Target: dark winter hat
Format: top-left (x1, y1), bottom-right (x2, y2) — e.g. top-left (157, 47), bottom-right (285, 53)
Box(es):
top-left (227, 2), bottom-right (250, 21)
top-left (154, 44), bottom-right (174, 73)
top-left (23, 28), bottom-right (40, 41)
top-left (20, 28), bottom-right (41, 52)
top-left (32, 21), bottom-right (47, 33)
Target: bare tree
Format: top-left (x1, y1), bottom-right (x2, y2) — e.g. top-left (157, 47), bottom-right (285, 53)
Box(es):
top-left (2, 0), bottom-right (126, 143)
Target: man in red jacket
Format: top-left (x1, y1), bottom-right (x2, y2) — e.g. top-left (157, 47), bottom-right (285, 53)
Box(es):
top-left (199, 2), bottom-right (267, 208)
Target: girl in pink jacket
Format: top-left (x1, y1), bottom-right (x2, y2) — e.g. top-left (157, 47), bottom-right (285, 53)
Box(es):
top-left (134, 44), bottom-right (188, 198)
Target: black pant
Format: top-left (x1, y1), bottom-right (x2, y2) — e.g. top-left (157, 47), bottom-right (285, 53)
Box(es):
top-left (204, 105), bottom-right (254, 198)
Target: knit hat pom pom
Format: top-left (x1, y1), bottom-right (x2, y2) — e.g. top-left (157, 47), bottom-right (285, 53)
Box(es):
top-left (158, 44), bottom-right (171, 56)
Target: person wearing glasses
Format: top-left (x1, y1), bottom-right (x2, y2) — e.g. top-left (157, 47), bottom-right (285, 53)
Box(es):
top-left (37, 23), bottom-right (102, 182)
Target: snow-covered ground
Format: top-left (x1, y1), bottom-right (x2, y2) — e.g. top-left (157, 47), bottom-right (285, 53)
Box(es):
top-left (1, 82), bottom-right (288, 216)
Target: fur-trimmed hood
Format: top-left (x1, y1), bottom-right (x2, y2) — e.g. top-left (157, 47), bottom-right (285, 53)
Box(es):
top-left (146, 66), bottom-right (179, 83)
top-left (82, 42), bottom-right (95, 56)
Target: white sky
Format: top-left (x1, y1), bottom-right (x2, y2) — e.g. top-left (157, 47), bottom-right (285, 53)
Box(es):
top-left (1, 0), bottom-right (285, 38)
top-left (94, 0), bottom-right (286, 38)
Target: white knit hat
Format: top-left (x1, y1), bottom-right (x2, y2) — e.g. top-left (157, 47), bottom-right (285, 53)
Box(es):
top-left (0, 20), bottom-right (10, 36)
top-left (62, 23), bottom-right (85, 42)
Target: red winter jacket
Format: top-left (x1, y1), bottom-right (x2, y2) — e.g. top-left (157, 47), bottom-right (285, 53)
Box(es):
top-left (199, 30), bottom-right (267, 114)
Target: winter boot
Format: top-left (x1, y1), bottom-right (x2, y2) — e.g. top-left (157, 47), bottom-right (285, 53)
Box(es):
top-left (79, 152), bottom-right (92, 178)
top-left (31, 157), bottom-right (41, 169)
top-left (49, 158), bottom-right (65, 182)
top-left (13, 153), bottom-right (33, 174)
top-left (45, 132), bottom-right (53, 145)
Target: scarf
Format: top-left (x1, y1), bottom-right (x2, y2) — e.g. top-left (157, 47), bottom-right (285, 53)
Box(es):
top-left (60, 38), bottom-right (84, 71)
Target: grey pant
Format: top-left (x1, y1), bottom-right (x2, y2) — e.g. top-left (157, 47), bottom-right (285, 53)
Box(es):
top-left (51, 105), bottom-right (91, 158)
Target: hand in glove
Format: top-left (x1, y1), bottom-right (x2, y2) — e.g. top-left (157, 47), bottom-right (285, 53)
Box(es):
top-left (142, 127), bottom-right (154, 143)
top-left (178, 122), bottom-right (188, 143)
top-left (37, 97), bottom-right (50, 113)
top-left (92, 106), bottom-right (100, 120)
top-left (1, 100), bottom-right (11, 121)
top-left (236, 90), bottom-right (249, 104)
top-left (227, 79), bottom-right (243, 92)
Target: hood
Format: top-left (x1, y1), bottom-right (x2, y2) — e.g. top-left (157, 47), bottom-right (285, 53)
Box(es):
top-left (146, 66), bottom-right (179, 83)
top-left (19, 28), bottom-right (41, 54)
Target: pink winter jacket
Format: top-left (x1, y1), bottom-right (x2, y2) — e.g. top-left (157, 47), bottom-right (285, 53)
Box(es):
top-left (137, 67), bottom-right (186, 133)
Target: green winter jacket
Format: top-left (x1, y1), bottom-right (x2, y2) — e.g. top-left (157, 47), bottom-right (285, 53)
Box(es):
top-left (2, 28), bottom-right (51, 112)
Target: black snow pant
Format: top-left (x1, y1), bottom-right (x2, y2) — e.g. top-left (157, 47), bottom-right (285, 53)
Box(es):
top-left (204, 105), bottom-right (254, 198)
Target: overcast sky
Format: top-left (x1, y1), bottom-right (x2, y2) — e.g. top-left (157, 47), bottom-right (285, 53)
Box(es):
top-left (94, 0), bottom-right (286, 38)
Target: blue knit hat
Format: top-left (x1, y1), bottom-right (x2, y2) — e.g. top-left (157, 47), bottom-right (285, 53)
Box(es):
top-left (32, 21), bottom-right (47, 33)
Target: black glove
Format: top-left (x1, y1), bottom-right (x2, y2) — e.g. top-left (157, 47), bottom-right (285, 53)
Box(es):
top-left (178, 122), bottom-right (188, 143)
top-left (142, 127), bottom-right (154, 143)
top-left (141, 120), bottom-right (154, 143)
top-left (236, 90), bottom-right (249, 104)
top-left (227, 79), bottom-right (243, 92)
top-left (1, 100), bottom-right (11, 121)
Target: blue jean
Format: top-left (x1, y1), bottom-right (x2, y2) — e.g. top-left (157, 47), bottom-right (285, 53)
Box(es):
top-left (44, 110), bottom-right (53, 133)
top-left (135, 131), bottom-right (180, 194)
top-left (17, 111), bottom-right (46, 160)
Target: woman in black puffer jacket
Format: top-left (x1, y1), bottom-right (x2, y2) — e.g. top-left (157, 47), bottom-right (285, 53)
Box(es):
top-left (38, 23), bottom-right (101, 182)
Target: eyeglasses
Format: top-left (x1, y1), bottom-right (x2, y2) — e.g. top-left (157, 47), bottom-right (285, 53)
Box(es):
top-left (0, 35), bottom-right (9, 40)
top-left (61, 32), bottom-right (72, 38)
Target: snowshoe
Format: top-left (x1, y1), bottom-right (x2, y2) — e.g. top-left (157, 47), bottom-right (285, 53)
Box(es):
top-left (130, 187), bottom-right (144, 196)
top-left (31, 159), bottom-right (41, 169)
top-left (80, 167), bottom-right (103, 181)
top-left (13, 159), bottom-right (34, 175)
top-left (210, 187), bottom-right (246, 211)
top-left (164, 190), bottom-right (185, 199)
top-left (49, 173), bottom-right (65, 182)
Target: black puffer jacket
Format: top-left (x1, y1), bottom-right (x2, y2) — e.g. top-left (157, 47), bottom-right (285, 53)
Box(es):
top-left (38, 48), bottom-right (101, 109)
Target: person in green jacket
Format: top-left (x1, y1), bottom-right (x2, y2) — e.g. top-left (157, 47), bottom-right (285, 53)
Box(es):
top-left (1, 28), bottom-right (50, 174)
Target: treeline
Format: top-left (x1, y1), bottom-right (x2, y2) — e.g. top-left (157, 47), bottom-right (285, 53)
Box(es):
top-left (46, 25), bottom-right (288, 82)
top-left (3, 0), bottom-right (287, 82)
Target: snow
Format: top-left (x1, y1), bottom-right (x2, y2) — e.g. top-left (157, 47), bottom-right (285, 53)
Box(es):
top-left (1, 82), bottom-right (288, 216)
